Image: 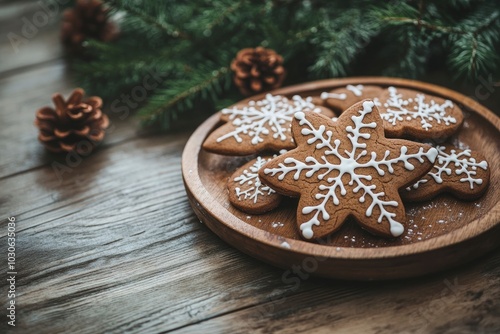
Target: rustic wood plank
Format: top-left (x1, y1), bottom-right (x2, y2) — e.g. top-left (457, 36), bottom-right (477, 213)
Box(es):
top-left (0, 0), bottom-right (63, 75)
top-left (171, 251), bottom-right (500, 333)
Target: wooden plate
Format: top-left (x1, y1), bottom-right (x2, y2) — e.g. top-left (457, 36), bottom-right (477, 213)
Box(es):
top-left (182, 77), bottom-right (500, 280)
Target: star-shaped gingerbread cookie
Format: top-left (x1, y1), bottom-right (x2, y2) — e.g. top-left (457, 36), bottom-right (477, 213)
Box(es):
top-left (203, 94), bottom-right (335, 155)
top-left (259, 100), bottom-right (438, 239)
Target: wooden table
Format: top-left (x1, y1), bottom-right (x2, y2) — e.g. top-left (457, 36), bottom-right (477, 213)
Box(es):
top-left (1, 3), bottom-right (500, 333)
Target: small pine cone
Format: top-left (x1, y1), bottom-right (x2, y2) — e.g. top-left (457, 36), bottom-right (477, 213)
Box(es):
top-left (35, 88), bottom-right (109, 155)
top-left (231, 47), bottom-right (286, 96)
top-left (61, 0), bottom-right (118, 51)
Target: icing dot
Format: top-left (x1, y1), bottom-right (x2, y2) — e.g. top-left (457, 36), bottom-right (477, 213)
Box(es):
top-left (295, 111), bottom-right (305, 120)
top-left (302, 227), bottom-right (314, 239)
top-left (390, 223), bottom-right (404, 237)
top-left (280, 241), bottom-right (291, 249)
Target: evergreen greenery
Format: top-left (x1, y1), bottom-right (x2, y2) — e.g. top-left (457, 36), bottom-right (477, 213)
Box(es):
top-left (73, 0), bottom-right (500, 130)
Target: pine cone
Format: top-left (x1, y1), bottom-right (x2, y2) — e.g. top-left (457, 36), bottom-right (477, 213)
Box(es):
top-left (35, 88), bottom-right (109, 155)
top-left (231, 47), bottom-right (286, 96)
top-left (61, 0), bottom-right (118, 51)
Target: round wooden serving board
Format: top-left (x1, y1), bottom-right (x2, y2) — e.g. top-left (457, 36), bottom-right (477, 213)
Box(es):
top-left (182, 77), bottom-right (500, 280)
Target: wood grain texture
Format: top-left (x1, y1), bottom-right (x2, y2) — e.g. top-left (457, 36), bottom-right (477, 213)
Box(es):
top-left (1, 6), bottom-right (500, 332)
top-left (183, 78), bottom-right (500, 280)
top-left (0, 0), bottom-right (63, 75)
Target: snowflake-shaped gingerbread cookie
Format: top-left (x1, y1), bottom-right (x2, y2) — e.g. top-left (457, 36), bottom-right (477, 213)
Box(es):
top-left (321, 84), bottom-right (384, 112)
top-left (203, 94), bottom-right (335, 155)
top-left (402, 144), bottom-right (490, 201)
top-left (227, 156), bottom-right (282, 214)
top-left (378, 87), bottom-right (464, 139)
top-left (259, 100), bottom-right (438, 239)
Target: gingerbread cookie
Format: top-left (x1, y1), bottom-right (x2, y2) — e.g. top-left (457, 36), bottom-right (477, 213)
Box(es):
top-left (203, 94), bottom-right (335, 155)
top-left (321, 85), bottom-right (384, 112)
top-left (228, 156), bottom-right (282, 214)
top-left (307, 95), bottom-right (327, 107)
top-left (378, 87), bottom-right (464, 139)
top-left (259, 100), bottom-right (438, 239)
top-left (402, 144), bottom-right (490, 201)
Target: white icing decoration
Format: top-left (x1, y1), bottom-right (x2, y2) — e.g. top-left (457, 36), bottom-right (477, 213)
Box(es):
top-left (381, 87), bottom-right (457, 130)
top-left (280, 241), bottom-right (291, 249)
top-left (234, 157), bottom-right (276, 203)
top-left (264, 101), bottom-right (437, 239)
top-left (321, 92), bottom-right (347, 100)
top-left (346, 84), bottom-right (364, 96)
top-left (217, 94), bottom-right (321, 145)
top-left (321, 84), bottom-right (364, 100)
top-left (406, 146), bottom-right (488, 191)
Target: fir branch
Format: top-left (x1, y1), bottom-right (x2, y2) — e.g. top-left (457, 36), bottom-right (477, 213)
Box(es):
top-left (377, 2), bottom-right (499, 78)
top-left (448, 35), bottom-right (499, 79)
top-left (382, 27), bottom-right (434, 78)
top-left (104, 0), bottom-right (190, 39)
top-left (309, 8), bottom-right (378, 78)
top-left (75, 40), bottom-right (186, 97)
top-left (382, 10), bottom-right (499, 36)
top-left (383, 16), bottom-right (463, 34)
top-left (379, 1), bottom-right (499, 37)
top-left (71, 0), bottom-right (500, 131)
top-left (204, 0), bottom-right (246, 31)
top-left (378, 1), bottom-right (458, 34)
top-left (448, 10), bottom-right (500, 78)
top-left (470, 10), bottom-right (499, 37)
top-left (284, 26), bottom-right (318, 46)
top-left (138, 66), bottom-right (230, 127)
